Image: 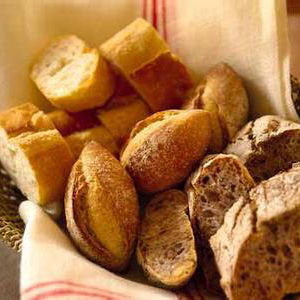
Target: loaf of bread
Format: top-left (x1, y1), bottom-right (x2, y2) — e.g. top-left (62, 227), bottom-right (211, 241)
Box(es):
top-left (100, 18), bottom-right (193, 112)
top-left (137, 190), bottom-right (197, 288)
top-left (97, 95), bottom-right (151, 146)
top-left (120, 109), bottom-right (211, 194)
top-left (185, 154), bottom-right (255, 293)
top-left (65, 126), bottom-right (119, 159)
top-left (210, 165), bottom-right (300, 300)
top-left (0, 103), bottom-right (74, 206)
top-left (183, 63), bottom-right (248, 150)
top-left (47, 109), bottom-right (100, 136)
top-left (225, 115), bottom-right (300, 182)
top-left (31, 35), bottom-right (115, 112)
top-left (65, 142), bottom-right (139, 271)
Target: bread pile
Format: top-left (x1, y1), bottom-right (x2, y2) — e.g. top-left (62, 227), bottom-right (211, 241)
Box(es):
top-left (1, 17), bottom-right (300, 298)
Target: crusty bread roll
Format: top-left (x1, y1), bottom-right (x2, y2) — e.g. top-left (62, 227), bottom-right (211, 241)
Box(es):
top-left (47, 109), bottom-right (100, 136)
top-left (97, 95), bottom-right (151, 146)
top-left (0, 103), bottom-right (74, 206)
top-left (120, 109), bottom-right (211, 194)
top-left (100, 18), bottom-right (193, 112)
top-left (185, 154), bottom-right (255, 294)
top-left (211, 165), bottom-right (300, 300)
top-left (137, 190), bottom-right (197, 289)
top-left (31, 35), bottom-right (115, 112)
top-left (225, 115), bottom-right (300, 182)
top-left (65, 142), bottom-right (139, 271)
top-left (65, 126), bottom-right (119, 159)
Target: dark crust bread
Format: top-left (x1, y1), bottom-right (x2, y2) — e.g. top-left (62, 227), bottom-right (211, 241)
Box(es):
top-left (65, 141), bottom-right (139, 272)
top-left (225, 115), bottom-right (300, 182)
top-left (136, 189), bottom-right (197, 289)
top-left (130, 52), bottom-right (193, 112)
top-left (120, 109), bottom-right (211, 194)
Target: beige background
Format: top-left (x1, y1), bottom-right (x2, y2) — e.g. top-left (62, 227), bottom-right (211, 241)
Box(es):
top-left (0, 2), bottom-right (300, 300)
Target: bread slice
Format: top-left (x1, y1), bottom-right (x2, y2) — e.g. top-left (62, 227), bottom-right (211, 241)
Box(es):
top-left (0, 103), bottom-right (74, 206)
top-left (210, 164), bottom-right (300, 300)
top-left (97, 94), bottom-right (151, 146)
top-left (225, 115), bottom-right (300, 182)
top-left (65, 141), bottom-right (139, 272)
top-left (100, 18), bottom-right (193, 112)
top-left (120, 109), bottom-right (211, 194)
top-left (185, 154), bottom-right (255, 294)
top-left (47, 109), bottom-right (100, 136)
top-left (31, 35), bottom-right (115, 112)
top-left (137, 189), bottom-right (197, 288)
top-left (65, 126), bottom-right (119, 159)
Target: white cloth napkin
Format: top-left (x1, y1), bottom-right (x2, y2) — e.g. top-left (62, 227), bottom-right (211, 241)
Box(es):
top-left (0, 0), bottom-right (295, 299)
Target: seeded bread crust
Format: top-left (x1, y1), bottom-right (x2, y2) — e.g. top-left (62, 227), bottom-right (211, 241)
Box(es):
top-left (120, 109), bottom-right (211, 194)
top-left (225, 115), bottom-right (300, 182)
top-left (137, 189), bottom-right (197, 289)
top-left (185, 154), bottom-right (255, 294)
top-left (210, 164), bottom-right (300, 300)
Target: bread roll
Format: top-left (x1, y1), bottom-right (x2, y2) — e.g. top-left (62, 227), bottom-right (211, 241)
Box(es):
top-left (120, 109), bottom-right (211, 194)
top-left (210, 165), bottom-right (300, 299)
top-left (137, 190), bottom-right (197, 288)
top-left (47, 109), bottom-right (100, 136)
top-left (100, 18), bottom-right (193, 112)
top-left (65, 126), bottom-right (119, 159)
top-left (0, 103), bottom-right (74, 205)
top-left (31, 35), bottom-right (115, 112)
top-left (65, 142), bottom-right (139, 271)
top-left (185, 154), bottom-right (255, 294)
top-left (225, 115), bottom-right (300, 182)
top-left (97, 95), bottom-right (151, 146)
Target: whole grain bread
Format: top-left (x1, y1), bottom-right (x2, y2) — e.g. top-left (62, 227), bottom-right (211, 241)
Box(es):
top-left (137, 189), bottom-right (197, 288)
top-left (31, 35), bottom-right (115, 112)
top-left (225, 115), bottom-right (300, 182)
top-left (120, 109), bottom-right (211, 194)
top-left (210, 164), bottom-right (300, 300)
top-left (185, 154), bottom-right (255, 294)
top-left (65, 142), bottom-right (139, 272)
top-left (100, 18), bottom-right (193, 112)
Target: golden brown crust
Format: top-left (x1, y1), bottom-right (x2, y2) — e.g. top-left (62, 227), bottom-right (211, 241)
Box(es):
top-left (65, 142), bottom-right (139, 271)
top-left (137, 189), bottom-right (197, 288)
top-left (47, 109), bottom-right (100, 136)
top-left (120, 109), bottom-right (211, 194)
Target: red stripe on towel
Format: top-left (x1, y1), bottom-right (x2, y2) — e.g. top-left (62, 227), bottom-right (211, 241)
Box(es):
top-left (152, 0), bottom-right (158, 29)
top-left (162, 0), bottom-right (168, 41)
top-left (142, 0), bottom-right (148, 19)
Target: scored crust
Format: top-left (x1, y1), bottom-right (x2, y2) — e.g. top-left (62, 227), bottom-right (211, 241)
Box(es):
top-left (65, 142), bottom-right (139, 272)
top-left (120, 109), bottom-right (211, 194)
top-left (137, 189), bottom-right (197, 288)
top-left (225, 115), bottom-right (300, 182)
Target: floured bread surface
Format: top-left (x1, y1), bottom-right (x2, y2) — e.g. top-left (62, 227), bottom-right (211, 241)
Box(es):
top-left (211, 165), bottom-right (300, 300)
top-left (225, 115), bottom-right (300, 182)
top-left (137, 190), bottom-right (197, 288)
top-left (65, 142), bottom-right (139, 272)
top-left (0, 103), bottom-right (74, 206)
top-left (65, 126), bottom-right (119, 159)
top-left (100, 18), bottom-right (193, 112)
top-left (120, 109), bottom-right (211, 194)
top-left (31, 35), bottom-right (115, 112)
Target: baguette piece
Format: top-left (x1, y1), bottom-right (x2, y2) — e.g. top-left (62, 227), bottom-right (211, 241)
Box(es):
top-left (137, 190), bottom-right (197, 288)
top-left (65, 142), bottom-right (139, 272)
top-left (31, 35), bottom-right (115, 112)
top-left (225, 115), bottom-right (300, 182)
top-left (185, 154), bottom-right (255, 294)
top-left (211, 165), bottom-right (300, 300)
top-left (0, 103), bottom-right (74, 206)
top-left (47, 109), bottom-right (100, 136)
top-left (97, 95), bottom-right (151, 146)
top-left (65, 126), bottom-right (119, 159)
top-left (100, 18), bottom-right (193, 112)
top-left (120, 110), bottom-right (211, 194)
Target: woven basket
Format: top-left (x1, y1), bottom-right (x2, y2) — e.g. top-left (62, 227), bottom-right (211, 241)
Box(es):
top-left (1, 76), bottom-right (300, 253)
